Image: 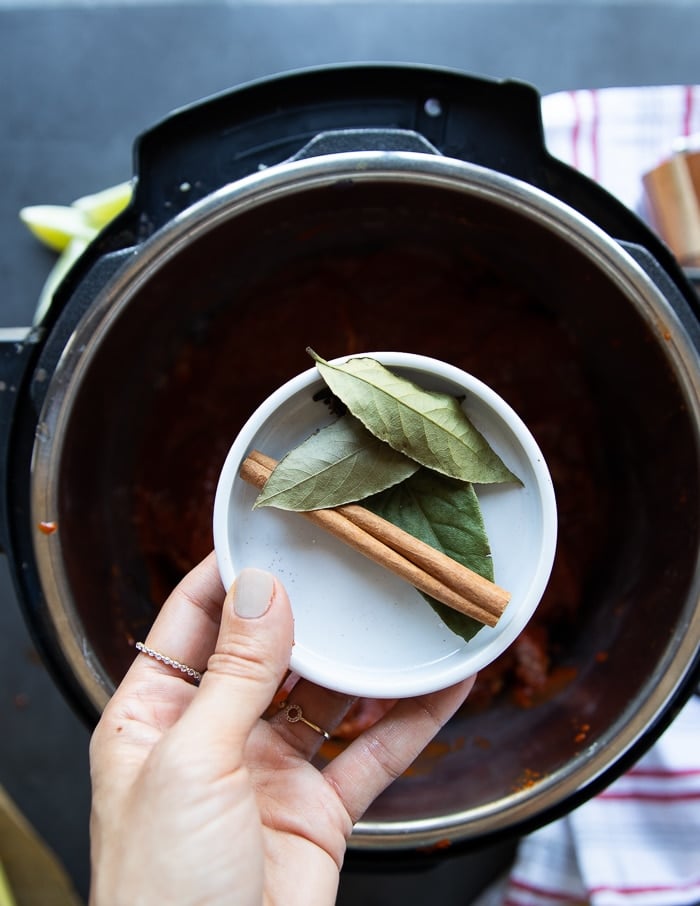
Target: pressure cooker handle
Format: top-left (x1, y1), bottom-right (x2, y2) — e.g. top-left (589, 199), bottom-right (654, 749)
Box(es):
top-left (115, 67), bottom-right (548, 242)
top-left (0, 246), bottom-right (136, 555)
top-left (620, 240), bottom-right (700, 351)
top-left (0, 328), bottom-right (40, 554)
top-left (95, 65), bottom-right (698, 323)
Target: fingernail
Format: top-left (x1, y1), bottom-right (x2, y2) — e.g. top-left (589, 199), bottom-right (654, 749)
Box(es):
top-left (233, 568), bottom-right (275, 619)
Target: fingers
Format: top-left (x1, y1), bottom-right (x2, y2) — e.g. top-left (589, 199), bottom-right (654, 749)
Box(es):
top-left (322, 675), bottom-right (476, 824)
top-left (172, 568), bottom-right (294, 764)
top-left (123, 551), bottom-right (224, 694)
top-left (95, 553), bottom-right (225, 750)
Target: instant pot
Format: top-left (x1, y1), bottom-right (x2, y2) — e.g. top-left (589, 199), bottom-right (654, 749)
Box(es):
top-left (2, 64), bottom-right (699, 854)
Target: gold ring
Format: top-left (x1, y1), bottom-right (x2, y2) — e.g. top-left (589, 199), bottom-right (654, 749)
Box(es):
top-left (279, 701), bottom-right (330, 740)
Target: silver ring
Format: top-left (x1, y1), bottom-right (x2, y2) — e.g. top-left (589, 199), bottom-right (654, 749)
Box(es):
top-left (279, 700), bottom-right (331, 740)
top-left (135, 642), bottom-right (202, 684)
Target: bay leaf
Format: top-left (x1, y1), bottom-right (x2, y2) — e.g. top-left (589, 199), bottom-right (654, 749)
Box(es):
top-left (254, 414), bottom-right (420, 511)
top-left (365, 468), bottom-right (493, 641)
top-left (308, 349), bottom-right (520, 485)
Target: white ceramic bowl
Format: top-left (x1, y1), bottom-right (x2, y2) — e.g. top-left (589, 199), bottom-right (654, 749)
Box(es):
top-left (213, 352), bottom-right (557, 698)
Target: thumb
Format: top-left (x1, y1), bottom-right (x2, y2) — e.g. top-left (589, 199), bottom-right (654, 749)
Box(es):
top-left (176, 568), bottom-right (294, 762)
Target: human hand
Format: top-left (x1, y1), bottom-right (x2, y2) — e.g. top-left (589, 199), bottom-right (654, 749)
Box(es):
top-left (88, 552), bottom-right (475, 906)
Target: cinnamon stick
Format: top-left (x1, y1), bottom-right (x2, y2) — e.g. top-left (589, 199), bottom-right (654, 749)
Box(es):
top-left (239, 450), bottom-right (510, 627)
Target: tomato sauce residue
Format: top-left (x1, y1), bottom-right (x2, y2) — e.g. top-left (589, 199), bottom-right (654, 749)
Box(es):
top-left (417, 838), bottom-right (453, 854)
top-left (38, 520), bottom-right (58, 535)
top-left (402, 736), bottom-right (467, 777)
top-left (573, 721), bottom-right (591, 746)
top-left (513, 768), bottom-right (543, 792)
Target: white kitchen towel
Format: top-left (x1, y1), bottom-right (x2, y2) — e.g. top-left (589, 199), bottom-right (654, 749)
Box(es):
top-left (541, 85), bottom-right (700, 217)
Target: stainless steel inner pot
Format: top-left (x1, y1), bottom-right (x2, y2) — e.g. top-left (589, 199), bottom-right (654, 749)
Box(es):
top-left (29, 150), bottom-right (700, 849)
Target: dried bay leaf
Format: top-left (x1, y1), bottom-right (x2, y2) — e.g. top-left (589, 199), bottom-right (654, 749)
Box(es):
top-left (365, 468), bottom-right (493, 641)
top-left (254, 414), bottom-right (420, 511)
top-left (308, 349), bottom-right (520, 485)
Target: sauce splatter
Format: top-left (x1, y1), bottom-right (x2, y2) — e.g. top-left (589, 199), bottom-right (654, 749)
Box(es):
top-left (513, 768), bottom-right (543, 792)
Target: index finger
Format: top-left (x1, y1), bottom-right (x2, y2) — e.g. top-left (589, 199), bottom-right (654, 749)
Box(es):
top-left (122, 552), bottom-right (225, 694)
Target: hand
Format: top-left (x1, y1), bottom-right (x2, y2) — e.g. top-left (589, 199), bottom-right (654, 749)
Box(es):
top-left (88, 553), bottom-right (475, 906)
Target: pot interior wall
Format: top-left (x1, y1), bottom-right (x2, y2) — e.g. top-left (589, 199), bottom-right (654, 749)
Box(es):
top-left (53, 178), bottom-right (699, 833)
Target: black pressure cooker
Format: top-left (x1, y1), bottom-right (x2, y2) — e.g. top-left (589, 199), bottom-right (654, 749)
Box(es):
top-left (1, 64), bottom-right (699, 853)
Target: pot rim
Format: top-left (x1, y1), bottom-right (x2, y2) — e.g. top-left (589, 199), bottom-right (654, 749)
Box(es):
top-left (29, 149), bottom-right (700, 846)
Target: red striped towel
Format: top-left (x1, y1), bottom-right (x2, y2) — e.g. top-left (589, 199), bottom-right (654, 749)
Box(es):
top-left (473, 86), bottom-right (700, 906)
top-left (542, 85), bottom-right (700, 217)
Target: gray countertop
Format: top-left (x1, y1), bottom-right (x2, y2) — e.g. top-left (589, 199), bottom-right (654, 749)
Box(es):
top-left (2, 2), bottom-right (699, 900)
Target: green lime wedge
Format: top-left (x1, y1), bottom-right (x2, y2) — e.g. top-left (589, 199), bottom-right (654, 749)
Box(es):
top-left (19, 205), bottom-right (95, 253)
top-left (72, 180), bottom-right (132, 228)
